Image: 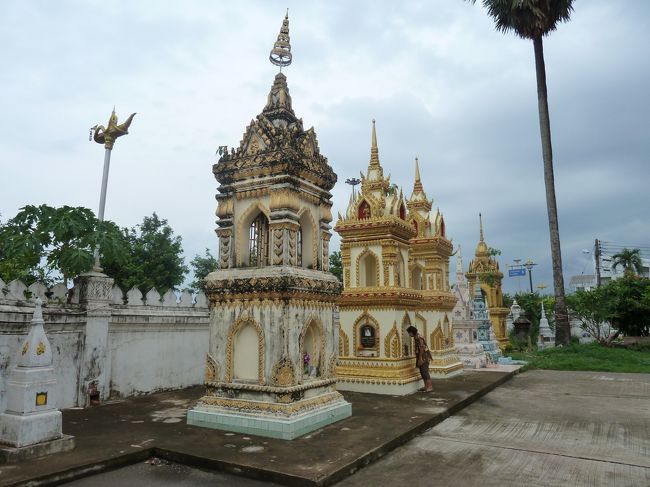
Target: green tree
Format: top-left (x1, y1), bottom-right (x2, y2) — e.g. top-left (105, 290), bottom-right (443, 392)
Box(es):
top-left (102, 213), bottom-right (188, 294)
top-left (568, 277), bottom-right (650, 339)
top-left (467, 0), bottom-right (574, 345)
top-left (611, 248), bottom-right (644, 277)
top-left (0, 205), bottom-right (126, 286)
top-left (329, 250), bottom-right (343, 283)
top-left (566, 287), bottom-right (615, 344)
top-left (189, 248), bottom-right (218, 292)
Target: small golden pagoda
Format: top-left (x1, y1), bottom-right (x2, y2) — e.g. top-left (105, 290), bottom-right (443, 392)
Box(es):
top-left (334, 123), bottom-right (462, 395)
top-left (466, 214), bottom-right (509, 348)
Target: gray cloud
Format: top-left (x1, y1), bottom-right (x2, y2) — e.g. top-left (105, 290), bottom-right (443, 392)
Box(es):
top-left (1, 0), bottom-right (648, 294)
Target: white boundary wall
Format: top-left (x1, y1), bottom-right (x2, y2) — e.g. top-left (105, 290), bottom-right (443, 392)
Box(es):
top-left (0, 278), bottom-right (209, 411)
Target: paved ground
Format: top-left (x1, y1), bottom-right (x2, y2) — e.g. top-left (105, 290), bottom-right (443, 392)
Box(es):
top-left (0, 369), bottom-right (515, 487)
top-left (5, 369), bottom-right (647, 487)
top-left (337, 370), bottom-right (650, 487)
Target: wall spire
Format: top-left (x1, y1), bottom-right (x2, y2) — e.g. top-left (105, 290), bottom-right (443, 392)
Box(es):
top-left (479, 212), bottom-right (484, 242)
top-left (269, 10), bottom-right (292, 69)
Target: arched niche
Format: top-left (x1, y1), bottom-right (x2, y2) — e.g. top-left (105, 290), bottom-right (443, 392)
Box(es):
top-left (399, 204), bottom-right (406, 220)
top-left (411, 265), bottom-right (423, 290)
top-left (227, 317), bottom-right (265, 384)
top-left (298, 208), bottom-right (316, 269)
top-left (430, 325), bottom-right (443, 351)
top-left (357, 250), bottom-right (379, 287)
top-left (384, 323), bottom-right (401, 358)
top-left (300, 317), bottom-right (325, 379)
top-left (238, 203), bottom-right (270, 267)
top-left (358, 200), bottom-right (371, 219)
top-left (353, 313), bottom-right (380, 357)
top-left (396, 251), bottom-right (406, 287)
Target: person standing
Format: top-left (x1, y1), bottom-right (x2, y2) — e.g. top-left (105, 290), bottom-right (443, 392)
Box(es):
top-left (407, 325), bottom-right (433, 392)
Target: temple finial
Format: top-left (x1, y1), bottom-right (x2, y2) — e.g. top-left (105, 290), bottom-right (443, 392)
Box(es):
top-left (270, 11), bottom-right (292, 69)
top-left (370, 119), bottom-right (380, 166)
top-left (479, 212), bottom-right (484, 242)
top-left (412, 157), bottom-right (424, 194)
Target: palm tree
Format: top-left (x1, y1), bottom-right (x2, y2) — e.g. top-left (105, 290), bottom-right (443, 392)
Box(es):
top-left (467, 0), bottom-right (574, 345)
top-left (611, 248), bottom-right (644, 277)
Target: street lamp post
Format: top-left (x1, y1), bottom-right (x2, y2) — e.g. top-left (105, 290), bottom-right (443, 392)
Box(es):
top-left (524, 259), bottom-right (537, 294)
top-left (89, 108), bottom-right (136, 271)
top-left (345, 178), bottom-right (361, 199)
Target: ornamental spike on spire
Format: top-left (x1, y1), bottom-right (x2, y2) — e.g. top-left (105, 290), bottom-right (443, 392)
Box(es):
top-left (479, 212), bottom-right (484, 242)
top-left (269, 10), bottom-right (292, 69)
top-left (412, 156), bottom-right (424, 194)
top-left (370, 119), bottom-right (380, 166)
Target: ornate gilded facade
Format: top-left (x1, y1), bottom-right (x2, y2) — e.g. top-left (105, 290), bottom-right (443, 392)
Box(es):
top-left (334, 122), bottom-right (462, 395)
top-left (465, 215), bottom-right (509, 348)
top-left (187, 13), bottom-right (351, 439)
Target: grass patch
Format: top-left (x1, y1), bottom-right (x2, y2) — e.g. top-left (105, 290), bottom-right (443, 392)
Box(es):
top-left (509, 342), bottom-right (650, 373)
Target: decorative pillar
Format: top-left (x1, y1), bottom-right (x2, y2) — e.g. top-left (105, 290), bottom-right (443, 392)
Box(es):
top-left (75, 271), bottom-right (114, 406)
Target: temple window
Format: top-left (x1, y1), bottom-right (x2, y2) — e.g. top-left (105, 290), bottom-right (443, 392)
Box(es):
top-left (248, 213), bottom-right (269, 266)
top-left (359, 252), bottom-right (378, 287)
top-left (358, 200), bottom-right (371, 219)
top-left (411, 266), bottom-right (423, 290)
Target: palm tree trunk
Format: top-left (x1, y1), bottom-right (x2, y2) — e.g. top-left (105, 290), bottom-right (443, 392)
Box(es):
top-left (533, 36), bottom-right (571, 346)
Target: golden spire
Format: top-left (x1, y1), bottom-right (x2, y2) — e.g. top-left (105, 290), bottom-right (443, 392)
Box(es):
top-left (413, 157), bottom-right (424, 194)
top-left (475, 212), bottom-right (490, 258)
top-left (269, 10), bottom-right (292, 68)
top-left (370, 119), bottom-right (380, 166)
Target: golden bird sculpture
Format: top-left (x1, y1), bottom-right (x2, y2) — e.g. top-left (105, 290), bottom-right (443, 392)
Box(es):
top-left (91, 108), bottom-right (136, 150)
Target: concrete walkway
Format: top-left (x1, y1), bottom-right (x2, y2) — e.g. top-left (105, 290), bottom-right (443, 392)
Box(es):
top-left (0, 369), bottom-right (516, 487)
top-left (337, 370), bottom-right (650, 487)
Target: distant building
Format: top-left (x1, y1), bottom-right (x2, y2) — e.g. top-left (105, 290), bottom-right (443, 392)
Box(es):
top-left (569, 274), bottom-right (596, 292)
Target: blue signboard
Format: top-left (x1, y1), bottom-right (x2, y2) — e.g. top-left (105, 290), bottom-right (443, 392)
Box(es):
top-left (509, 268), bottom-right (526, 277)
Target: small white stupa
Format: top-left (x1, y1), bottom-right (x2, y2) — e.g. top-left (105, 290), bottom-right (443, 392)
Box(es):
top-left (0, 299), bottom-right (74, 462)
top-left (537, 302), bottom-right (555, 350)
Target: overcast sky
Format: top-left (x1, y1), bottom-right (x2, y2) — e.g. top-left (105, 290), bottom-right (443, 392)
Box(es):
top-left (1, 1), bottom-right (648, 294)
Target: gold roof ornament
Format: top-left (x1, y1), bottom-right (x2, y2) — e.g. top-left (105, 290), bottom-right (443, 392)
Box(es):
top-left (370, 119), bottom-right (380, 166)
top-left (475, 213), bottom-right (490, 258)
top-left (269, 10), bottom-right (292, 69)
top-left (91, 108), bottom-right (136, 150)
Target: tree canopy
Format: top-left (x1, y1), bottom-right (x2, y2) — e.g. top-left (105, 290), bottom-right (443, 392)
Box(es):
top-left (611, 248), bottom-right (644, 276)
top-left (329, 250), bottom-right (343, 283)
top-left (0, 205), bottom-right (126, 286)
top-left (567, 277), bottom-right (650, 339)
top-left (188, 248), bottom-right (218, 292)
top-left (102, 213), bottom-right (188, 294)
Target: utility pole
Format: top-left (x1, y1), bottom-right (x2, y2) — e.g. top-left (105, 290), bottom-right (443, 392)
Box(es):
top-left (594, 238), bottom-right (601, 287)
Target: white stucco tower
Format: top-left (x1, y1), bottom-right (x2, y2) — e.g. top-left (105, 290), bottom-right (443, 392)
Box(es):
top-left (186, 13), bottom-right (351, 439)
